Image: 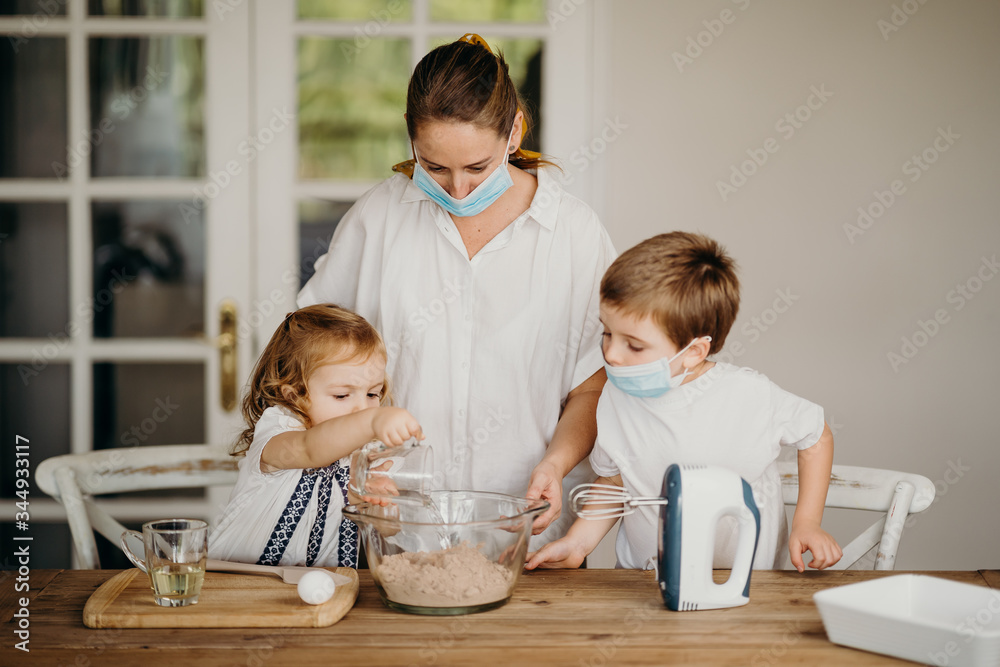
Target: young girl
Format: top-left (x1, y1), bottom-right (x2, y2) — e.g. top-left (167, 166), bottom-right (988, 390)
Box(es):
top-left (209, 304), bottom-right (424, 568)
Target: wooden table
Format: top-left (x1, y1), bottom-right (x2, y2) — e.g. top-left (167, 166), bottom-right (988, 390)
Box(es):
top-left (3, 568), bottom-right (998, 666)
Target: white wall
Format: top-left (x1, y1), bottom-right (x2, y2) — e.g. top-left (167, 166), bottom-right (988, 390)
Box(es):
top-left (587, 0), bottom-right (999, 570)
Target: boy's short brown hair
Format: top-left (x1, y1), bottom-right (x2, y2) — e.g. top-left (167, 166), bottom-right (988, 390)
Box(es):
top-left (600, 232), bottom-right (740, 355)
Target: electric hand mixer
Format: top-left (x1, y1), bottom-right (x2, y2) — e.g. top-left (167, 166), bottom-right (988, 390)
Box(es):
top-left (572, 463), bottom-right (761, 611)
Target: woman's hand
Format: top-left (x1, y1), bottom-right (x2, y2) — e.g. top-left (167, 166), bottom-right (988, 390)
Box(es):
top-left (526, 460), bottom-right (563, 534)
top-left (527, 369), bottom-right (606, 535)
top-left (363, 459), bottom-right (400, 497)
top-left (370, 407), bottom-right (424, 446)
top-left (788, 522), bottom-right (842, 572)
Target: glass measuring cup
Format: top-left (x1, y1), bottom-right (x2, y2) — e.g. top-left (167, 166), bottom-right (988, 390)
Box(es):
top-left (349, 440), bottom-right (434, 502)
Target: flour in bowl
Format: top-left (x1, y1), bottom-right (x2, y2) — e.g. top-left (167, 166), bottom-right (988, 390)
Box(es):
top-left (375, 543), bottom-right (514, 607)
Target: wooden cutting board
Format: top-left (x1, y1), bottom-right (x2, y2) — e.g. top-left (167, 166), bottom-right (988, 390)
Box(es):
top-left (83, 567), bottom-right (359, 628)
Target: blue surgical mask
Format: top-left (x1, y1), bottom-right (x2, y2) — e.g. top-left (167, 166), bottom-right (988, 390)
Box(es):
top-left (412, 124), bottom-right (515, 217)
top-left (604, 336), bottom-right (711, 398)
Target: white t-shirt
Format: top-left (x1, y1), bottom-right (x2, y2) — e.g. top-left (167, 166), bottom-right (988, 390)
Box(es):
top-left (298, 169), bottom-right (617, 547)
top-left (590, 362), bottom-right (825, 570)
top-left (209, 406), bottom-right (348, 567)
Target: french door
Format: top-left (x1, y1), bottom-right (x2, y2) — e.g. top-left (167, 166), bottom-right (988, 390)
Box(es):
top-left (0, 0), bottom-right (252, 568)
top-left (0, 0), bottom-right (595, 569)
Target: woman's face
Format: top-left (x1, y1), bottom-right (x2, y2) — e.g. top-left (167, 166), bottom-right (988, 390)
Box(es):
top-left (411, 119), bottom-right (517, 200)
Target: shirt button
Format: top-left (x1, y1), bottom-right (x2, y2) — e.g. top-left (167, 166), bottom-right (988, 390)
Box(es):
top-left (461, 361), bottom-right (469, 370)
top-left (465, 314), bottom-right (472, 322)
top-left (458, 409), bottom-right (466, 417)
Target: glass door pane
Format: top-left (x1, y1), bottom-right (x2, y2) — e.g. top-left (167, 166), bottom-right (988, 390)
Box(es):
top-left (91, 200), bottom-right (205, 338)
top-left (89, 36), bottom-right (205, 178)
top-left (0, 202), bottom-right (69, 338)
top-left (430, 0), bottom-right (546, 22)
top-left (297, 0), bottom-right (412, 21)
top-left (298, 37), bottom-right (410, 180)
top-left (88, 0), bottom-right (204, 17)
top-left (0, 0), bottom-right (67, 15)
top-left (92, 361), bottom-right (204, 453)
top-left (0, 36), bottom-right (67, 178)
top-left (0, 362), bottom-right (70, 498)
top-left (298, 199), bottom-right (352, 288)
top-left (0, 360), bottom-right (71, 568)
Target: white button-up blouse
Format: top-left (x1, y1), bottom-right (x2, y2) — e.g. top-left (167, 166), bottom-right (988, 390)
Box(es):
top-left (298, 168), bottom-right (617, 545)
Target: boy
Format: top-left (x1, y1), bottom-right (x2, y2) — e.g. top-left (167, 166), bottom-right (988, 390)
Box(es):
top-left (526, 232), bottom-right (842, 572)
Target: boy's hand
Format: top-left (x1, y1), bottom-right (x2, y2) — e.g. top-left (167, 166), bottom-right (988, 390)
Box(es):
top-left (525, 535), bottom-right (587, 570)
top-left (788, 522), bottom-right (842, 572)
top-left (371, 407), bottom-right (424, 446)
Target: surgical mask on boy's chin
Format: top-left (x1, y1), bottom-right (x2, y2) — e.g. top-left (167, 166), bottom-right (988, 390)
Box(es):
top-left (411, 124), bottom-right (516, 218)
top-left (603, 336), bottom-right (712, 398)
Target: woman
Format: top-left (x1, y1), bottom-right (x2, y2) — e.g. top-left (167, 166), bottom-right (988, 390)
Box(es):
top-left (298, 34), bottom-right (616, 547)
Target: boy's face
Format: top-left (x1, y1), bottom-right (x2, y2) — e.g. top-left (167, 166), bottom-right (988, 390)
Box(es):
top-left (599, 303), bottom-right (680, 367)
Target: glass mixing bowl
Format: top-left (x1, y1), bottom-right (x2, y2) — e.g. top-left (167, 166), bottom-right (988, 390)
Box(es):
top-left (343, 490), bottom-right (549, 615)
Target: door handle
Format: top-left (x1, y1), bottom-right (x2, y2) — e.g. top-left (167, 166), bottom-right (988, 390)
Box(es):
top-left (218, 299), bottom-right (238, 411)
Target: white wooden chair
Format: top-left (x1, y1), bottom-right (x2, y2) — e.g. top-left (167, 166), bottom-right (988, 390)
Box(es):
top-left (36, 444), bottom-right (239, 569)
top-left (778, 462), bottom-right (935, 570)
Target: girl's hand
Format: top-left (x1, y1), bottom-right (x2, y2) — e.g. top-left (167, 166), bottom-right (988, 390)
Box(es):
top-left (525, 535), bottom-right (587, 570)
top-left (788, 522), bottom-right (842, 572)
top-left (371, 407), bottom-right (424, 446)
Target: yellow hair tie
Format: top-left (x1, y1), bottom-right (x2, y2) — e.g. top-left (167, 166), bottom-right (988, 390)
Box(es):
top-left (458, 32), bottom-right (493, 52)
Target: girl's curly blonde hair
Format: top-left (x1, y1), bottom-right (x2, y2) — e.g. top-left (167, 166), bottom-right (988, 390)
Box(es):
top-left (233, 303), bottom-right (391, 456)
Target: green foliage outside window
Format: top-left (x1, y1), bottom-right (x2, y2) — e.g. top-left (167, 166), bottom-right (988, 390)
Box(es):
top-left (298, 37), bottom-right (410, 180)
top-left (430, 0), bottom-right (545, 23)
top-left (297, 0), bottom-right (412, 22)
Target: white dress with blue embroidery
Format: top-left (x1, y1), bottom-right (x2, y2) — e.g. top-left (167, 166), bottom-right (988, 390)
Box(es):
top-left (208, 406), bottom-right (357, 568)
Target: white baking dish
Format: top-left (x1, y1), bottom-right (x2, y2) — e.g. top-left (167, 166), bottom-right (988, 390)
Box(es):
top-left (813, 574), bottom-right (1000, 667)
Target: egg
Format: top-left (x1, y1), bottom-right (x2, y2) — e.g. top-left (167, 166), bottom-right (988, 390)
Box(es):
top-left (297, 570), bottom-right (337, 605)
